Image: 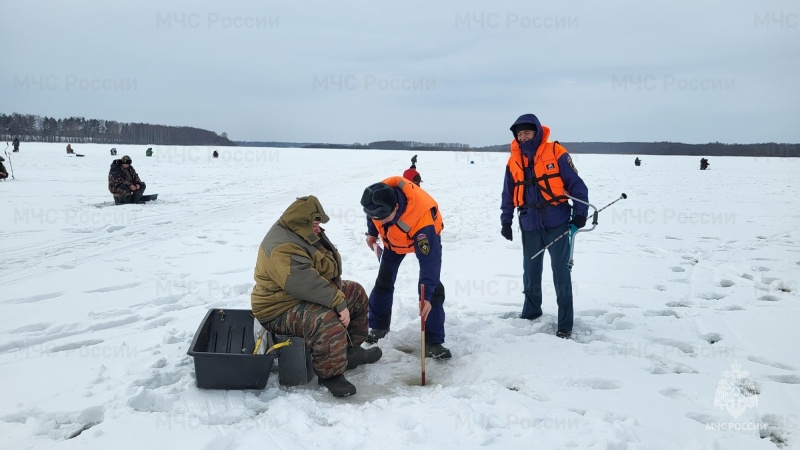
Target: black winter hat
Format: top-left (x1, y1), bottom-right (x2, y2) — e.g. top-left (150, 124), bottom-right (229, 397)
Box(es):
top-left (361, 182), bottom-right (397, 220)
top-left (121, 155), bottom-right (132, 164)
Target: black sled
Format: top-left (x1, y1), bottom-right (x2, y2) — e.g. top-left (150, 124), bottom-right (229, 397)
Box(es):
top-left (113, 193), bottom-right (158, 205)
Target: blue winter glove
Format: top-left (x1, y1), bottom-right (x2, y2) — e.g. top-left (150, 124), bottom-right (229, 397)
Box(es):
top-left (569, 215), bottom-right (587, 229)
top-left (501, 223), bottom-right (513, 241)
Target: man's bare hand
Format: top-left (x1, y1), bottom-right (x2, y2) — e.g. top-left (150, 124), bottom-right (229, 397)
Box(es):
top-left (338, 307), bottom-right (351, 328)
top-left (420, 300), bottom-right (431, 321)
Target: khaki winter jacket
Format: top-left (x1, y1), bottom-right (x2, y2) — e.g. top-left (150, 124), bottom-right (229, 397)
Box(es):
top-left (251, 196), bottom-right (346, 323)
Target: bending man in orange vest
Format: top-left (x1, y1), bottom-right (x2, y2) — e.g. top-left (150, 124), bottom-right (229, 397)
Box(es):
top-left (500, 114), bottom-right (589, 339)
top-left (360, 177), bottom-right (451, 359)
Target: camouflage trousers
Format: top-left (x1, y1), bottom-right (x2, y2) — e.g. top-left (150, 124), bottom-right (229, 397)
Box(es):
top-left (263, 280), bottom-right (369, 379)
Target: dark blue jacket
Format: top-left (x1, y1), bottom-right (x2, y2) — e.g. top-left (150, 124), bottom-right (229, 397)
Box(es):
top-left (501, 114), bottom-right (589, 231)
top-left (366, 188), bottom-right (442, 301)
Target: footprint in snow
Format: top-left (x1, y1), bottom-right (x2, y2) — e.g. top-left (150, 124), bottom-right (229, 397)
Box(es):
top-left (85, 282), bottom-right (140, 293)
top-left (686, 412), bottom-right (719, 426)
top-left (769, 280), bottom-right (794, 293)
top-left (747, 355), bottom-right (796, 371)
top-left (9, 322), bottom-right (52, 333)
top-left (0, 406), bottom-right (105, 440)
top-left (669, 266), bottom-right (686, 273)
top-left (48, 339), bottom-right (105, 353)
top-left (665, 300), bottom-right (692, 308)
top-left (762, 276), bottom-right (780, 284)
top-left (601, 312), bottom-right (625, 324)
top-left (719, 279), bottom-right (735, 287)
top-left (759, 295), bottom-right (780, 302)
top-left (643, 309), bottom-right (680, 318)
top-left (131, 368), bottom-right (184, 390)
top-left (4, 291), bottom-right (64, 304)
top-left (697, 292), bottom-right (726, 301)
top-left (767, 374), bottom-right (800, 385)
top-left (760, 414), bottom-right (793, 447)
top-left (105, 225), bottom-right (125, 233)
top-left (719, 304), bottom-right (745, 311)
top-left (651, 338), bottom-right (695, 355)
top-left (659, 387), bottom-right (701, 404)
top-left (649, 359), bottom-right (698, 375)
top-left (700, 333), bottom-right (723, 344)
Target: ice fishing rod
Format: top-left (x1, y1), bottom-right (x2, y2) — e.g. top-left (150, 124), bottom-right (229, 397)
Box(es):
top-left (3, 146), bottom-right (15, 180)
top-left (530, 193), bottom-right (627, 269)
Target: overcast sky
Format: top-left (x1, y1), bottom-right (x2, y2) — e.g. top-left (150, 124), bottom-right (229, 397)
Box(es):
top-left (2, 0), bottom-right (798, 146)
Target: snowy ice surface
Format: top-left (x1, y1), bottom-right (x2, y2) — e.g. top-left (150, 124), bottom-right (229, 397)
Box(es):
top-left (0, 143), bottom-right (798, 450)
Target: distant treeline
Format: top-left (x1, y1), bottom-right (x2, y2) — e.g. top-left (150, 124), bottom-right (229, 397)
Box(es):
top-left (236, 140), bottom-right (471, 150)
top-left (2, 113), bottom-right (235, 146)
top-left (474, 141), bottom-right (800, 157)
top-left (236, 139), bottom-right (798, 156)
top-left (303, 140), bottom-right (471, 150)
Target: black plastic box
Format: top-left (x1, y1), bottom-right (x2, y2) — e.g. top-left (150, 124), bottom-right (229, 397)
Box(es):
top-left (188, 308), bottom-right (276, 390)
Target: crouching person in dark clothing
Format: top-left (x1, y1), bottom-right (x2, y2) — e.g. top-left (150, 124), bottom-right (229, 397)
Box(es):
top-left (0, 156), bottom-right (8, 180)
top-left (108, 155), bottom-right (146, 204)
top-left (251, 195), bottom-right (381, 397)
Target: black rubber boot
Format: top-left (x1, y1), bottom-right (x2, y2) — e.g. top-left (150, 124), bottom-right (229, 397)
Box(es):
top-left (318, 374), bottom-right (357, 397)
top-left (346, 346), bottom-right (382, 370)
top-left (556, 330), bottom-right (572, 339)
top-left (366, 328), bottom-right (388, 344)
top-left (425, 343), bottom-right (452, 360)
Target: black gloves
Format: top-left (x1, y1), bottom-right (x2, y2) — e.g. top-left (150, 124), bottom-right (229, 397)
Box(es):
top-left (569, 215), bottom-right (587, 229)
top-left (501, 223), bottom-right (513, 241)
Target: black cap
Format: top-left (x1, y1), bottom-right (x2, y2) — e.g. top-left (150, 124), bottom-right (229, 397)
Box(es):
top-left (360, 182), bottom-right (397, 220)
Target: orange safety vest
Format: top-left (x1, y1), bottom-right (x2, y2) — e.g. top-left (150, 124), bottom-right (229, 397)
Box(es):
top-left (371, 176), bottom-right (444, 254)
top-left (507, 132), bottom-right (570, 208)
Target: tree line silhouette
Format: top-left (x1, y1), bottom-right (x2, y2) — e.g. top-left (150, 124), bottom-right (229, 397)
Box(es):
top-left (241, 139), bottom-right (799, 156)
top-left (4, 111), bottom-right (796, 156)
top-left (1, 113), bottom-right (234, 146)
top-left (473, 141), bottom-right (799, 157)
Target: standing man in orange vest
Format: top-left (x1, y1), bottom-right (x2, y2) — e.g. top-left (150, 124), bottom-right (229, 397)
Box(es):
top-left (500, 114), bottom-right (589, 339)
top-left (360, 177), bottom-right (451, 359)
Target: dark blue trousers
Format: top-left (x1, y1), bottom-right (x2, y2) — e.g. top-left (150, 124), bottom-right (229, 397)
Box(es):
top-left (520, 223), bottom-right (574, 331)
top-left (368, 248), bottom-right (446, 344)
